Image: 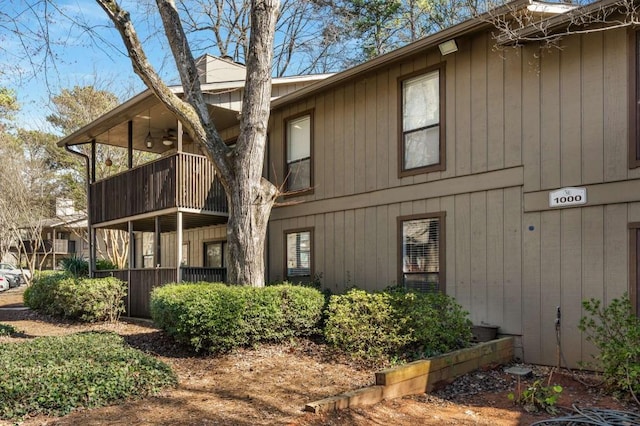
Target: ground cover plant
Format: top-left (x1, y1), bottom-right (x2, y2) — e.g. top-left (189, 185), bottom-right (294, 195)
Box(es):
top-left (150, 282), bottom-right (325, 352)
top-left (0, 332), bottom-right (176, 420)
top-left (324, 287), bottom-right (473, 362)
top-left (24, 273), bottom-right (126, 322)
top-left (0, 323), bottom-right (17, 336)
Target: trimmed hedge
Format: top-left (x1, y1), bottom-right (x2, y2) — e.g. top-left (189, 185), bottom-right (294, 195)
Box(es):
top-left (324, 288), bottom-right (473, 361)
top-left (24, 273), bottom-right (127, 322)
top-left (0, 332), bottom-right (176, 420)
top-left (150, 283), bottom-right (325, 352)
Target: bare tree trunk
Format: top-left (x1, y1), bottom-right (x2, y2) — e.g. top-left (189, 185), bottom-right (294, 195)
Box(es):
top-left (98, 0), bottom-right (280, 286)
top-left (225, 0), bottom-right (280, 286)
top-left (226, 178), bottom-right (277, 286)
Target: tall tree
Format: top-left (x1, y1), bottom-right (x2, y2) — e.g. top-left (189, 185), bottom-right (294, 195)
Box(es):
top-left (179, 0), bottom-right (334, 75)
top-left (0, 128), bottom-right (61, 281)
top-left (313, 0), bottom-right (483, 62)
top-left (0, 87), bottom-right (19, 132)
top-left (2, 1), bottom-right (283, 285)
top-left (47, 85), bottom-right (152, 269)
top-left (92, 0), bottom-right (280, 286)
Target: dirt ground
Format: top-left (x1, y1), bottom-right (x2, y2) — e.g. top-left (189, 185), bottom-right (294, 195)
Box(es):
top-left (0, 286), bottom-right (636, 426)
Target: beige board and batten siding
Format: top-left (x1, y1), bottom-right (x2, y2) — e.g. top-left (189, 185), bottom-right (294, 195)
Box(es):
top-left (269, 179), bottom-right (524, 336)
top-left (266, 23), bottom-right (640, 368)
top-left (517, 28), bottom-right (637, 366)
top-left (268, 30), bottom-right (527, 345)
top-left (268, 33), bottom-right (521, 201)
top-left (160, 225), bottom-right (228, 268)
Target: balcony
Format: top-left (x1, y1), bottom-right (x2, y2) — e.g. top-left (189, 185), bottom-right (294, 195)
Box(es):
top-left (90, 152), bottom-right (228, 225)
top-left (22, 239), bottom-right (75, 255)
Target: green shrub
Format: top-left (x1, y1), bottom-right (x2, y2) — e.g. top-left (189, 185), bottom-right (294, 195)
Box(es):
top-left (96, 259), bottom-right (118, 270)
top-left (0, 323), bottom-right (18, 336)
top-left (60, 256), bottom-right (89, 277)
top-left (324, 289), bottom-right (411, 360)
top-left (0, 332), bottom-right (176, 420)
top-left (23, 272), bottom-right (68, 315)
top-left (394, 290), bottom-right (473, 357)
top-left (150, 283), bottom-right (325, 352)
top-left (579, 295), bottom-right (640, 399)
top-left (56, 276), bottom-right (127, 322)
top-left (24, 274), bottom-right (126, 322)
top-left (324, 288), bottom-right (472, 361)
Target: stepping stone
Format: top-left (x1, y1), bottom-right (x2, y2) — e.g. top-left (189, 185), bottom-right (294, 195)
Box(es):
top-left (504, 366), bottom-right (533, 377)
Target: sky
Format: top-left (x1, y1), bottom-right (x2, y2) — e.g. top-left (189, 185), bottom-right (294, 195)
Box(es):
top-left (0, 0), bottom-right (179, 134)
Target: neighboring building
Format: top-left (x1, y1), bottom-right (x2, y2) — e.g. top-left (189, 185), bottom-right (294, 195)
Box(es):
top-left (57, 1), bottom-right (640, 368)
top-left (13, 199), bottom-right (88, 270)
top-left (21, 215), bottom-right (87, 269)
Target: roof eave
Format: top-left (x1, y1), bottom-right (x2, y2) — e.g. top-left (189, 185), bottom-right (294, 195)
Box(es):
top-left (271, 0), bottom-right (532, 110)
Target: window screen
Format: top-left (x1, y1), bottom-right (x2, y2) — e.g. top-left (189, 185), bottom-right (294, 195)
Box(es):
top-left (401, 217), bottom-right (440, 292)
top-left (286, 114), bottom-right (311, 191)
top-left (204, 241), bottom-right (225, 268)
top-left (286, 230), bottom-right (311, 277)
top-left (402, 70), bottom-right (441, 171)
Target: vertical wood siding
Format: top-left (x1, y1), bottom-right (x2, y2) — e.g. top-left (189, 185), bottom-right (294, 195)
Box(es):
top-left (227, 27), bottom-right (639, 368)
top-left (268, 187), bottom-right (524, 334)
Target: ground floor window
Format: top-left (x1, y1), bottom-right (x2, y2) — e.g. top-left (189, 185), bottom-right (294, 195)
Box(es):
top-left (285, 229), bottom-right (313, 278)
top-left (398, 213), bottom-right (445, 292)
top-left (204, 241), bottom-right (226, 268)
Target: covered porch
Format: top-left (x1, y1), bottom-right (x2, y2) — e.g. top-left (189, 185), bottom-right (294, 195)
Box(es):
top-left (93, 207), bottom-right (229, 318)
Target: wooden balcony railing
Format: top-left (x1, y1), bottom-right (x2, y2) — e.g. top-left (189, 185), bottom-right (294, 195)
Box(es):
top-left (90, 153), bottom-right (228, 225)
top-left (21, 239), bottom-right (73, 254)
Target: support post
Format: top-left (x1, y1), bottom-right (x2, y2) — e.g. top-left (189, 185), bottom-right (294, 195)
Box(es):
top-left (177, 120), bottom-right (183, 153)
top-left (154, 216), bottom-right (161, 268)
top-left (52, 226), bottom-right (56, 270)
top-left (128, 120), bottom-right (133, 169)
top-left (128, 221), bottom-right (134, 316)
top-left (177, 211), bottom-right (183, 282)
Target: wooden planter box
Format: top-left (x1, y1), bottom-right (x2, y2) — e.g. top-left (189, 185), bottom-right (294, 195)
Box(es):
top-left (305, 337), bottom-right (513, 413)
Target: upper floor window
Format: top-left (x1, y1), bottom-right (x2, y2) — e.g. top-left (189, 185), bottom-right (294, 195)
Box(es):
top-left (631, 32), bottom-right (640, 168)
top-left (285, 229), bottom-right (312, 278)
top-left (399, 66), bottom-right (445, 176)
top-left (285, 112), bottom-right (313, 192)
top-left (398, 213), bottom-right (445, 292)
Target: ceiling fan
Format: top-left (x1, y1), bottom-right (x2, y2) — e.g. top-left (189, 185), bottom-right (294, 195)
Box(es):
top-left (161, 129), bottom-right (177, 146)
top-left (161, 128), bottom-right (193, 146)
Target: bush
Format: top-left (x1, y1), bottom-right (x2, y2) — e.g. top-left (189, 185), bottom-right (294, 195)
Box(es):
top-left (60, 256), bottom-right (89, 277)
top-left (0, 323), bottom-right (18, 336)
top-left (324, 289), bottom-right (411, 360)
top-left (23, 272), bottom-right (68, 315)
top-left (394, 290), bottom-right (474, 357)
top-left (24, 273), bottom-right (127, 322)
top-left (150, 283), bottom-right (325, 353)
top-left (0, 332), bottom-right (176, 420)
top-left (579, 295), bottom-right (640, 399)
top-left (324, 288), bottom-right (472, 361)
top-left (96, 259), bottom-right (118, 270)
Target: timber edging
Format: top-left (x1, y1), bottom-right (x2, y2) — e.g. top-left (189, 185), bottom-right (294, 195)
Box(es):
top-left (304, 337), bottom-right (514, 413)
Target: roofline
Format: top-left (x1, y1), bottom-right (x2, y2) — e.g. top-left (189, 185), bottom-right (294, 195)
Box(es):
top-left (56, 73), bottom-right (332, 147)
top-left (496, 0), bottom-right (627, 45)
top-left (271, 0), bottom-right (531, 110)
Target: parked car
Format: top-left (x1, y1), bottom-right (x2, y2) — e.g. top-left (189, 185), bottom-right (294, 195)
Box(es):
top-left (0, 273), bottom-right (9, 292)
top-left (0, 263), bottom-right (30, 285)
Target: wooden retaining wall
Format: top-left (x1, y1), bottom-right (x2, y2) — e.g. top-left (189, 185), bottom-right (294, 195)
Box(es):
top-left (305, 337), bottom-right (513, 413)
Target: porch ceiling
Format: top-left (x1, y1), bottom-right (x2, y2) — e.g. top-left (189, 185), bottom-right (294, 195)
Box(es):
top-left (57, 88), bottom-right (241, 154)
top-left (97, 211), bottom-right (227, 233)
